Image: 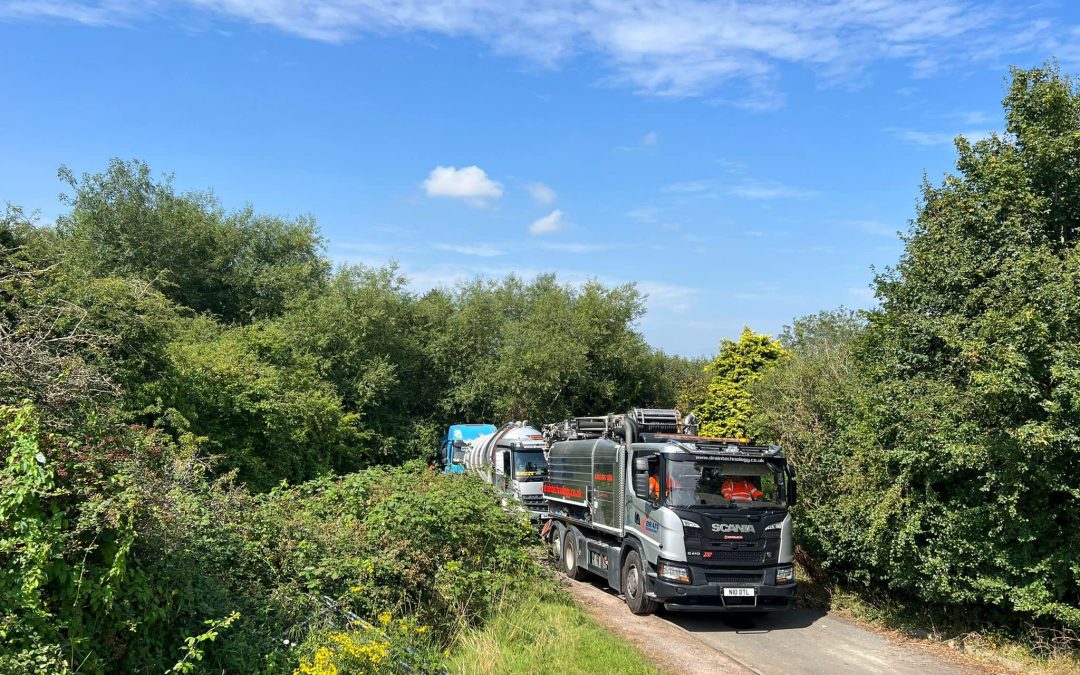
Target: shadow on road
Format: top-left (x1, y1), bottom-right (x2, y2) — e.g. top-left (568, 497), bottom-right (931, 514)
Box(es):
top-left (581, 576), bottom-right (826, 633)
top-left (667, 607), bottom-right (826, 634)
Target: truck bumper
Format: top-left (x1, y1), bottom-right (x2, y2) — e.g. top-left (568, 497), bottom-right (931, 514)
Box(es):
top-left (649, 575), bottom-right (796, 612)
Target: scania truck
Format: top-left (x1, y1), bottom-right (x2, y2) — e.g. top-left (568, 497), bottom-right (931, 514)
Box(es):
top-left (462, 421), bottom-right (549, 520)
top-left (541, 408), bottom-right (797, 615)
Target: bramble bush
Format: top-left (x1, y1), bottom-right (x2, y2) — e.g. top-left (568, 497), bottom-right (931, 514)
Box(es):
top-left (0, 403), bottom-right (534, 672)
top-left (3, 155), bottom-right (685, 672)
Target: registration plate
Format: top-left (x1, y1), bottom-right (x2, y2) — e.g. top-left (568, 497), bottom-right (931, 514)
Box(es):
top-left (723, 587), bottom-right (756, 597)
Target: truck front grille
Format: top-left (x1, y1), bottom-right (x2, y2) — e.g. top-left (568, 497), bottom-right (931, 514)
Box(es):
top-left (705, 572), bottom-right (763, 584)
top-left (521, 495), bottom-right (547, 510)
top-left (709, 550), bottom-right (765, 564)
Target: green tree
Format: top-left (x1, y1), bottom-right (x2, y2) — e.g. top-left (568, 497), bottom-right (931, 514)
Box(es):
top-left (659, 352), bottom-right (710, 417)
top-left (749, 309), bottom-right (866, 555)
top-left (161, 319), bottom-right (359, 489)
top-left (56, 159), bottom-right (328, 322)
top-left (1, 214), bottom-right (121, 431)
top-left (280, 264), bottom-right (443, 464)
top-left (695, 327), bottom-right (785, 438)
top-left (803, 63), bottom-right (1080, 627)
top-left (426, 274), bottom-right (672, 424)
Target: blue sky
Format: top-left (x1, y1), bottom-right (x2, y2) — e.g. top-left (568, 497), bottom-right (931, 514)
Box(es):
top-left (2, 1), bottom-right (1079, 355)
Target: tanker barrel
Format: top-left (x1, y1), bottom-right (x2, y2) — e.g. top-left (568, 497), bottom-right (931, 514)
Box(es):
top-left (573, 416), bottom-right (609, 435)
top-left (629, 408), bottom-right (681, 434)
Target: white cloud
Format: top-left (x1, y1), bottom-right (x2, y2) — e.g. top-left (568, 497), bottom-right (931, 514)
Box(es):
top-left (848, 286), bottom-right (876, 301)
top-left (662, 180), bottom-right (712, 194)
top-left (432, 242), bottom-right (505, 257)
top-left (636, 281), bottom-right (699, 313)
top-left (528, 209), bottom-right (565, 235)
top-left (539, 241), bottom-right (610, 253)
top-left (627, 207), bottom-right (659, 224)
top-left (334, 241), bottom-right (409, 255)
top-left (526, 181), bottom-right (557, 205)
top-left (663, 178), bottom-right (817, 200)
top-left (423, 165), bottom-right (502, 205)
top-left (616, 130), bottom-right (660, 152)
top-left (940, 110), bottom-right (993, 125)
top-left (845, 219), bottom-right (898, 236)
top-left (725, 180), bottom-right (818, 200)
top-left (887, 127), bottom-right (992, 146)
top-left (0, 0), bottom-right (124, 26)
top-left (10, 1), bottom-right (1063, 105)
top-left (715, 158), bottom-right (748, 174)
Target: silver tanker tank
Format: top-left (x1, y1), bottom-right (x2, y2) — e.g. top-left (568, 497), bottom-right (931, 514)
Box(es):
top-left (463, 422), bottom-right (549, 519)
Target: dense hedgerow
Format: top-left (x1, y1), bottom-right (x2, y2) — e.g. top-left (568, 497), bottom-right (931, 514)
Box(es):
top-left (0, 403), bottom-right (534, 672)
top-left (751, 64), bottom-right (1080, 631)
top-left (1, 149), bottom-right (690, 673)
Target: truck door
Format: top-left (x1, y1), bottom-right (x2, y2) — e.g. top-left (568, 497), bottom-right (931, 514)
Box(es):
top-left (630, 451), bottom-right (662, 533)
top-left (501, 447), bottom-right (512, 492)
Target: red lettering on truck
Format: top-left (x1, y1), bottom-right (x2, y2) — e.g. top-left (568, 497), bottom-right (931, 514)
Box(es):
top-left (543, 484), bottom-right (583, 499)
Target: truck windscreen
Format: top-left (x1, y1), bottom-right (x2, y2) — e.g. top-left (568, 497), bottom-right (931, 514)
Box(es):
top-left (514, 450), bottom-right (548, 478)
top-left (662, 459), bottom-right (786, 508)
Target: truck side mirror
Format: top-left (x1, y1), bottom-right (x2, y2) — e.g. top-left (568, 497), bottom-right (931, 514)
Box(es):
top-left (633, 456), bottom-right (657, 503)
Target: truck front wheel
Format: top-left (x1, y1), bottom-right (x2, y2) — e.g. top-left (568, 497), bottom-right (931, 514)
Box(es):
top-left (622, 550), bottom-right (659, 615)
top-left (550, 522), bottom-right (564, 562)
top-left (561, 530), bottom-right (589, 581)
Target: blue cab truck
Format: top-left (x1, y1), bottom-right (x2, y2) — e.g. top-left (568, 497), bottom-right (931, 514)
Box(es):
top-left (439, 424), bottom-right (497, 474)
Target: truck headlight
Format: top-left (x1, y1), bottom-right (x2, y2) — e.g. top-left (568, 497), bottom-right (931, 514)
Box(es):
top-left (658, 563), bottom-right (690, 583)
top-left (776, 565), bottom-right (794, 584)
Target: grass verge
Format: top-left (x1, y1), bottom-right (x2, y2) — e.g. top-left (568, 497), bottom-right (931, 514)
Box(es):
top-left (794, 559), bottom-right (1080, 674)
top-left (446, 580), bottom-right (661, 675)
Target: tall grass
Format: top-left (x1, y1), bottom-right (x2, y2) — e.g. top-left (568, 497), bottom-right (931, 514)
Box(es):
top-left (447, 581), bottom-right (660, 675)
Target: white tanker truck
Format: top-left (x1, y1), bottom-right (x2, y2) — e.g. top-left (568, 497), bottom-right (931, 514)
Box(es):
top-left (461, 421), bottom-right (549, 520)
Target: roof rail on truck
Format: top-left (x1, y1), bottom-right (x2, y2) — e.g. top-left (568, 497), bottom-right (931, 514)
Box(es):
top-left (542, 407), bottom-right (698, 449)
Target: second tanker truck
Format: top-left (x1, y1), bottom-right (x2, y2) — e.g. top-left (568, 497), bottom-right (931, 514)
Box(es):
top-left (541, 408), bottom-right (797, 615)
top-left (461, 421), bottom-right (550, 520)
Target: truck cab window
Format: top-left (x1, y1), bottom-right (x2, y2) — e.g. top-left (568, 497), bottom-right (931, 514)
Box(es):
top-left (664, 460), bottom-right (787, 508)
top-left (513, 450), bottom-right (548, 478)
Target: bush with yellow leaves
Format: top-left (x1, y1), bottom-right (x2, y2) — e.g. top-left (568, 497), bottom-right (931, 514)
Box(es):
top-left (294, 612), bottom-right (440, 675)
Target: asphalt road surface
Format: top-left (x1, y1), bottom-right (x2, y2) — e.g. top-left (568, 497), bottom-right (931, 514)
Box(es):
top-left (567, 577), bottom-right (979, 675)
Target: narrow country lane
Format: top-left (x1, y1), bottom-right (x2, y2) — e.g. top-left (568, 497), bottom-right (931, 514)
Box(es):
top-left (566, 578), bottom-right (986, 675)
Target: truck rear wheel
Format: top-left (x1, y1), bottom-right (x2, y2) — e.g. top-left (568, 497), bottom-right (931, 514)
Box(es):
top-left (561, 530), bottom-right (589, 581)
top-left (622, 550), bottom-right (659, 615)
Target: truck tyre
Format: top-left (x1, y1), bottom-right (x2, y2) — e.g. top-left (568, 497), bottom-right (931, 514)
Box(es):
top-left (561, 530), bottom-right (589, 581)
top-left (550, 522), bottom-right (565, 562)
top-left (622, 549), bottom-right (659, 615)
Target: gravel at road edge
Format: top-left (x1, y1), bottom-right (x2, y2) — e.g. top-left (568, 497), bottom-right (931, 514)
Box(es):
top-left (564, 578), bottom-right (753, 675)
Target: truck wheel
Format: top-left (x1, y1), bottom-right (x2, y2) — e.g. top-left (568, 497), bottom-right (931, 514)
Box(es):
top-left (561, 531), bottom-right (589, 581)
top-left (550, 522), bottom-right (564, 562)
top-left (622, 550), bottom-right (659, 615)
